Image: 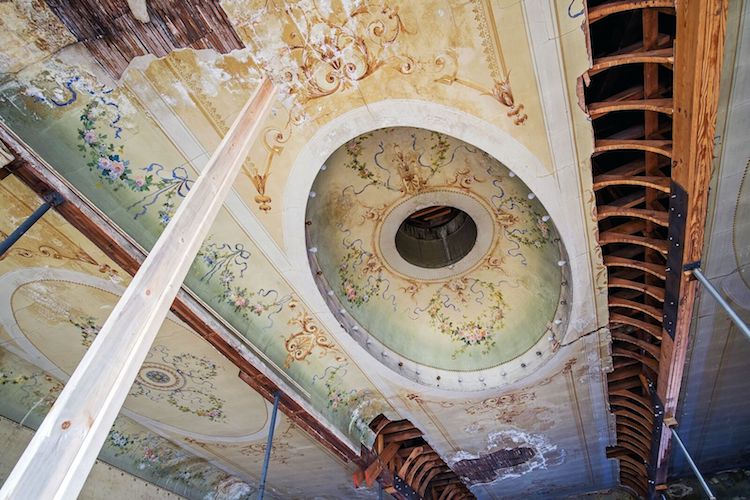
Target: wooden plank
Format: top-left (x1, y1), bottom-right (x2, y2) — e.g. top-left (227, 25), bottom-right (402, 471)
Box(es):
top-left (588, 98), bottom-right (673, 118)
top-left (364, 442), bottom-right (400, 487)
top-left (612, 347), bottom-right (659, 373)
top-left (599, 231), bottom-right (669, 254)
top-left (612, 332), bottom-right (661, 358)
top-left (597, 205), bottom-right (669, 226)
top-left (608, 277), bottom-right (666, 301)
top-left (0, 79), bottom-right (277, 500)
top-left (609, 296), bottom-right (664, 321)
top-left (1, 113), bottom-right (364, 469)
top-left (588, 0), bottom-right (675, 23)
top-left (610, 313), bottom-right (663, 340)
top-left (604, 255), bottom-right (666, 280)
top-left (593, 174), bottom-right (671, 192)
top-left (594, 139), bottom-right (673, 157)
top-left (590, 47), bottom-right (674, 75)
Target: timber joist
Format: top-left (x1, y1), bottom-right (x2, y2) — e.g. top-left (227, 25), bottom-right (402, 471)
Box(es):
top-left (583, 0), bottom-right (678, 496)
top-left (354, 415), bottom-right (473, 499)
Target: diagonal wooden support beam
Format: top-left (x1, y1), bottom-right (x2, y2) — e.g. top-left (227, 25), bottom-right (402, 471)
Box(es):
top-left (0, 78), bottom-right (276, 500)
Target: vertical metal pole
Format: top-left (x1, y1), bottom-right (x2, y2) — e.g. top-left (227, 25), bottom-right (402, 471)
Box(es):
top-left (378, 482), bottom-right (384, 500)
top-left (0, 192), bottom-right (63, 256)
top-left (671, 429), bottom-right (716, 500)
top-left (258, 392), bottom-right (281, 500)
top-left (692, 268), bottom-right (750, 340)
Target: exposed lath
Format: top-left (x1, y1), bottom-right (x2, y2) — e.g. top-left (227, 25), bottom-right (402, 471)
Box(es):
top-left (45, 0), bottom-right (244, 79)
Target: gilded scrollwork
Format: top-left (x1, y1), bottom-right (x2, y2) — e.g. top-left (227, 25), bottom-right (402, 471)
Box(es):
top-left (284, 310), bottom-right (346, 368)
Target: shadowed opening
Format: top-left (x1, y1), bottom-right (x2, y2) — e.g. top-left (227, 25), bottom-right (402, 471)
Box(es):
top-left (395, 205), bottom-right (477, 269)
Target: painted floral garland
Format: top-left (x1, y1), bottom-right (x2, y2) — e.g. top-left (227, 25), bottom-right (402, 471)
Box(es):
top-left (426, 278), bottom-right (506, 357)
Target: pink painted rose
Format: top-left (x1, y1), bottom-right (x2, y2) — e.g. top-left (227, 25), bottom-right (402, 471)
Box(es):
top-left (97, 156), bottom-right (111, 171)
top-left (83, 130), bottom-right (97, 144)
top-left (108, 160), bottom-right (125, 179)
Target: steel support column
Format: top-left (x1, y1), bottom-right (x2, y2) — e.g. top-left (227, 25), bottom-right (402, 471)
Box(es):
top-left (688, 266), bottom-right (750, 340)
top-left (0, 191), bottom-right (63, 256)
top-left (670, 429), bottom-right (716, 500)
top-left (258, 391), bottom-right (281, 500)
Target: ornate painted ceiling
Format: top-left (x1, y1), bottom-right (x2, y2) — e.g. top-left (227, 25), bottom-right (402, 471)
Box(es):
top-left (307, 127), bottom-right (568, 383)
top-left (0, 0), bottom-right (627, 498)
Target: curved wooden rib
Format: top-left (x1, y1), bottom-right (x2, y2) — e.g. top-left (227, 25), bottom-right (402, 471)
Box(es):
top-left (405, 452), bottom-right (439, 484)
top-left (616, 439), bottom-right (650, 460)
top-left (417, 465), bottom-right (446, 496)
top-left (608, 277), bottom-right (665, 301)
top-left (593, 174), bottom-right (671, 192)
top-left (438, 484), bottom-right (459, 500)
top-left (604, 255), bottom-right (667, 280)
top-left (622, 472), bottom-right (649, 495)
top-left (611, 398), bottom-right (655, 422)
top-left (622, 476), bottom-right (647, 497)
top-left (611, 389), bottom-right (653, 410)
top-left (613, 347), bottom-right (659, 372)
top-left (618, 425), bottom-right (654, 450)
top-left (609, 296), bottom-right (664, 321)
top-left (612, 332), bottom-right (661, 358)
top-left (619, 434), bottom-right (651, 456)
top-left (610, 312), bottom-right (663, 340)
top-left (590, 47), bottom-right (674, 75)
top-left (588, 0), bottom-right (675, 23)
top-left (398, 446), bottom-right (425, 478)
top-left (616, 418), bottom-right (651, 442)
top-left (619, 453), bottom-right (649, 475)
top-left (589, 97), bottom-right (673, 118)
top-left (620, 461), bottom-right (647, 480)
top-left (597, 205), bottom-right (669, 226)
top-left (594, 139), bottom-right (673, 157)
top-left (599, 231), bottom-right (669, 254)
top-left (615, 409), bottom-right (654, 430)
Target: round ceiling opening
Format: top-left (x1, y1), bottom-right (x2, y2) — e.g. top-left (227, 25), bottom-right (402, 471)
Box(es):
top-left (395, 206), bottom-right (477, 269)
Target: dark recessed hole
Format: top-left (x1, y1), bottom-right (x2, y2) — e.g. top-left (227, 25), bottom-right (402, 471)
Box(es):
top-left (395, 205), bottom-right (477, 269)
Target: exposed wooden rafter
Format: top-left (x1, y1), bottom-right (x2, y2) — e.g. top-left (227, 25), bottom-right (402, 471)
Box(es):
top-left (353, 416), bottom-right (473, 499)
top-left (583, 0), bottom-right (727, 496)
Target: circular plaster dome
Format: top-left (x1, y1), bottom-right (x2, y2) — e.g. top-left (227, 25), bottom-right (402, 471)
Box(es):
top-left (306, 127), bottom-right (569, 389)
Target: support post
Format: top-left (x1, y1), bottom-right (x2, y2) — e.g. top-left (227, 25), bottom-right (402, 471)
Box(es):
top-left (0, 78), bottom-right (276, 500)
top-left (690, 267), bottom-right (750, 340)
top-left (670, 429), bottom-right (716, 500)
top-left (0, 191), bottom-right (63, 256)
top-left (258, 392), bottom-right (281, 500)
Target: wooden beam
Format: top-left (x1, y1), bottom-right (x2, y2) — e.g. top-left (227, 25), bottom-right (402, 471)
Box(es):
top-left (0, 79), bottom-right (277, 500)
top-left (609, 296), bottom-right (664, 322)
top-left (590, 47), bottom-right (674, 75)
top-left (608, 277), bottom-right (666, 301)
top-left (655, 0), bottom-right (728, 481)
top-left (594, 139), bottom-right (673, 157)
top-left (587, 0), bottom-right (675, 23)
top-left (588, 98), bottom-right (673, 118)
top-left (612, 332), bottom-right (661, 359)
top-left (593, 174), bottom-right (671, 192)
top-left (0, 101), bottom-right (365, 469)
top-left (364, 442), bottom-right (400, 487)
top-left (597, 205), bottom-right (669, 226)
top-left (599, 231), bottom-right (669, 254)
top-left (604, 255), bottom-right (666, 280)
